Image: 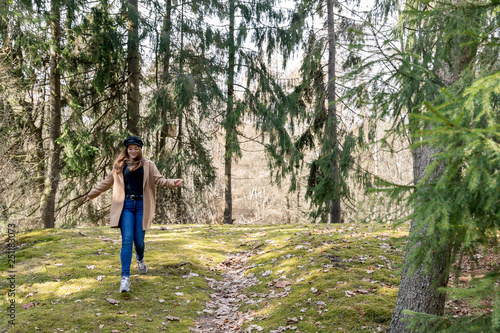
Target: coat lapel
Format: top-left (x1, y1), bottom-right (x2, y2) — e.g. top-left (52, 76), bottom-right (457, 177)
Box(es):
top-left (117, 172), bottom-right (125, 191)
top-left (143, 160), bottom-right (149, 188)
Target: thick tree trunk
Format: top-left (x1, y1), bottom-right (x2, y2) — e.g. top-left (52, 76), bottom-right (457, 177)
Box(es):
top-left (126, 0), bottom-right (140, 135)
top-left (223, 0), bottom-right (235, 225)
top-left (388, 2), bottom-right (475, 330)
top-left (326, 0), bottom-right (341, 223)
top-left (40, 0), bottom-right (61, 229)
top-left (388, 145), bottom-right (451, 333)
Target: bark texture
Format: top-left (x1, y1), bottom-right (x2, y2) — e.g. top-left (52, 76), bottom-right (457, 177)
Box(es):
top-left (176, 2), bottom-right (185, 222)
top-left (326, 0), bottom-right (341, 224)
top-left (223, 0), bottom-right (235, 225)
top-left (387, 145), bottom-right (451, 333)
top-left (126, 0), bottom-right (140, 135)
top-left (159, 0), bottom-right (172, 154)
top-left (388, 2), bottom-right (476, 330)
top-left (40, 0), bottom-right (62, 228)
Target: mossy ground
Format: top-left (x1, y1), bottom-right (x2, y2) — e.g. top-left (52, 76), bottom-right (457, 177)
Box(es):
top-left (0, 223), bottom-right (408, 332)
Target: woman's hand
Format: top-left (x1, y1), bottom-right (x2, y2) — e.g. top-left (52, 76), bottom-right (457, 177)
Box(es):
top-left (174, 179), bottom-right (183, 187)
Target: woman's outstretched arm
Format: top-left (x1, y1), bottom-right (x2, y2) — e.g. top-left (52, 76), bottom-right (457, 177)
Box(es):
top-left (88, 172), bottom-right (114, 199)
top-left (151, 163), bottom-right (182, 188)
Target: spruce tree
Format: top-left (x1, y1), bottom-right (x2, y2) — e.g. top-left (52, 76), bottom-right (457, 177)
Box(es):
top-left (254, 0), bottom-right (361, 223)
top-left (56, 0), bottom-right (130, 226)
top-left (341, 0), bottom-right (500, 330)
top-left (147, 0), bottom-right (223, 223)
top-left (208, 0), bottom-right (290, 224)
top-left (0, 0), bottom-right (56, 228)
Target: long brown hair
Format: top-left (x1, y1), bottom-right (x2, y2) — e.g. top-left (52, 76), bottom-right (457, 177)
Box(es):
top-left (113, 147), bottom-right (146, 174)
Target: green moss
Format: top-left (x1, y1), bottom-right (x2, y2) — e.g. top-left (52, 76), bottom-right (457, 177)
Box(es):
top-left (0, 223), bottom-right (408, 332)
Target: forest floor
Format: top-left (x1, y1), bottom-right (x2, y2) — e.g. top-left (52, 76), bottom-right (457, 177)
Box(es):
top-left (0, 222), bottom-right (487, 332)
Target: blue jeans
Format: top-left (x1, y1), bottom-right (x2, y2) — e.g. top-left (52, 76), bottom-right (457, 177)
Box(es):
top-left (119, 198), bottom-right (145, 277)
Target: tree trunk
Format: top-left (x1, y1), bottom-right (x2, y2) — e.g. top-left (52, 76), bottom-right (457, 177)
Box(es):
top-left (40, 0), bottom-right (61, 228)
top-left (223, 0), bottom-right (235, 225)
top-left (389, 1), bottom-right (475, 326)
top-left (126, 0), bottom-right (140, 135)
top-left (176, 113), bottom-right (183, 221)
top-left (326, 0), bottom-right (341, 224)
top-left (387, 145), bottom-right (451, 333)
top-left (159, 0), bottom-right (172, 154)
top-left (175, 1), bottom-right (185, 222)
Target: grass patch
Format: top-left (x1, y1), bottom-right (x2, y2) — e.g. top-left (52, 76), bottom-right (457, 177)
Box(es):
top-left (1, 223), bottom-right (408, 332)
top-left (239, 224), bottom-right (408, 332)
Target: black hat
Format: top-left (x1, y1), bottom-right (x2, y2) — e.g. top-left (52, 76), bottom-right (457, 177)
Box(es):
top-left (124, 136), bottom-right (143, 148)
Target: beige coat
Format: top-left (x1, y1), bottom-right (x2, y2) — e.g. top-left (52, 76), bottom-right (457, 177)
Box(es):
top-left (88, 159), bottom-right (176, 230)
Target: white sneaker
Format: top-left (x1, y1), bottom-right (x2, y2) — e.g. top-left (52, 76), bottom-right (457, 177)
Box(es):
top-left (120, 276), bottom-right (130, 292)
top-left (137, 259), bottom-right (147, 274)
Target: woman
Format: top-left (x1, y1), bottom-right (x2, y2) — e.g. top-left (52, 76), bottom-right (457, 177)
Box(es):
top-left (88, 136), bottom-right (182, 292)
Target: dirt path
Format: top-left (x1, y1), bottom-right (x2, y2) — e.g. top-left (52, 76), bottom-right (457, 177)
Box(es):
top-left (190, 251), bottom-right (260, 333)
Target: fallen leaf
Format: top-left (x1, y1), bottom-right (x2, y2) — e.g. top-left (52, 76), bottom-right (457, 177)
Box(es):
top-left (166, 315), bottom-right (181, 321)
top-left (97, 275), bottom-right (105, 281)
top-left (99, 324), bottom-right (104, 329)
top-left (159, 299), bottom-right (165, 303)
top-left (310, 287), bottom-right (318, 293)
top-left (54, 263), bottom-right (63, 267)
top-left (182, 272), bottom-right (199, 279)
top-left (275, 281), bottom-right (292, 288)
top-left (345, 290), bottom-right (356, 297)
top-left (21, 302), bottom-right (35, 309)
top-left (87, 265), bottom-right (96, 270)
top-left (316, 301), bottom-right (326, 308)
top-left (356, 289), bottom-right (369, 294)
top-left (106, 298), bottom-right (120, 305)
top-left (380, 243), bottom-right (392, 250)
top-left (261, 270), bottom-right (272, 277)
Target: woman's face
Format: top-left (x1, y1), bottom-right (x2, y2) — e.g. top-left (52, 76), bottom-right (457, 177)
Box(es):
top-left (127, 144), bottom-right (141, 160)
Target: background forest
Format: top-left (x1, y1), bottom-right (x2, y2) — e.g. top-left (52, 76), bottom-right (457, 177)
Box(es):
top-left (1, 0), bottom-right (417, 230)
top-left (1, 0), bottom-right (500, 331)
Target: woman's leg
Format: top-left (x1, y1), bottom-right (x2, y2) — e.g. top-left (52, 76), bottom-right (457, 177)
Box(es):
top-left (119, 199), bottom-right (135, 277)
top-left (133, 200), bottom-right (145, 261)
